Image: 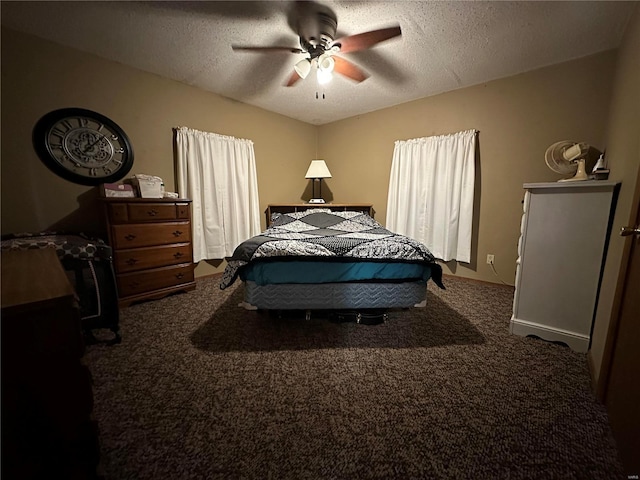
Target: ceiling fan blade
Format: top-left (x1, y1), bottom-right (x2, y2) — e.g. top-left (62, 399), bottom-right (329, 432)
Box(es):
top-left (333, 25), bottom-right (402, 54)
top-left (333, 56), bottom-right (369, 83)
top-left (232, 45), bottom-right (303, 54)
top-left (285, 70), bottom-right (302, 87)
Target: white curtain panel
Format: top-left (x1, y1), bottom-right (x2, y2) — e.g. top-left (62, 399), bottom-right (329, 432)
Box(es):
top-left (386, 129), bottom-right (476, 263)
top-left (175, 127), bottom-right (260, 262)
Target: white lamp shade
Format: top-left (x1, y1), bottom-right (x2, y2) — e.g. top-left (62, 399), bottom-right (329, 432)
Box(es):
top-left (294, 58), bottom-right (311, 79)
top-left (305, 160), bottom-right (332, 179)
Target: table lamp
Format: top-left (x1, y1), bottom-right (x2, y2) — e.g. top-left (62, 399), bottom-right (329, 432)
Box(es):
top-left (305, 160), bottom-right (332, 203)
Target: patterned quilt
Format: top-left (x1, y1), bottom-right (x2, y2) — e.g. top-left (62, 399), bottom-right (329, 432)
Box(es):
top-left (220, 209), bottom-right (444, 290)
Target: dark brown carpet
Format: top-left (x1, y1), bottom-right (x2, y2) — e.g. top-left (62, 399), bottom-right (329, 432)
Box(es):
top-left (84, 275), bottom-right (624, 479)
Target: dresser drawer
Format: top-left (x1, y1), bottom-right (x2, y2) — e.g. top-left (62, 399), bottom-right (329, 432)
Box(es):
top-left (117, 263), bottom-right (194, 298)
top-left (107, 202), bottom-right (191, 224)
top-left (111, 222), bottom-right (191, 249)
top-left (114, 243), bottom-right (192, 273)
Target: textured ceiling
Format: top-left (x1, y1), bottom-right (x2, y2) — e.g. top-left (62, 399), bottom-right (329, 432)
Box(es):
top-left (1, 1), bottom-right (636, 125)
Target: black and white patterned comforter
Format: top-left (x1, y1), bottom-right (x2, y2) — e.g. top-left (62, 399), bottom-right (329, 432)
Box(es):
top-left (220, 209), bottom-right (443, 289)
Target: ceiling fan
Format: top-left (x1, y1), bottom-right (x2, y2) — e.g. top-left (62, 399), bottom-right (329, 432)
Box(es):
top-left (231, 1), bottom-right (402, 87)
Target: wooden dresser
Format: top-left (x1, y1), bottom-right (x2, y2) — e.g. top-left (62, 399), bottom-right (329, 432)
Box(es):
top-left (103, 198), bottom-right (196, 307)
top-left (266, 203), bottom-right (374, 227)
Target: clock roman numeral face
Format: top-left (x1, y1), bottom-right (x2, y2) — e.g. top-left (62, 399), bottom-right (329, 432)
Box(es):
top-left (33, 108), bottom-right (134, 186)
top-left (46, 116), bottom-right (124, 177)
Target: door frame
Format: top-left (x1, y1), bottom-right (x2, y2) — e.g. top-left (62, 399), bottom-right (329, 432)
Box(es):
top-left (597, 164), bottom-right (640, 400)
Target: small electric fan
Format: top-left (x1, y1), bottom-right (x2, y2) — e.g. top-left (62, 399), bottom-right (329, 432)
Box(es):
top-left (544, 141), bottom-right (590, 182)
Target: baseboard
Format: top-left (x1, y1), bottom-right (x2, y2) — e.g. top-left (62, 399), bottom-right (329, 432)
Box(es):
top-left (441, 273), bottom-right (514, 289)
top-left (510, 317), bottom-right (589, 352)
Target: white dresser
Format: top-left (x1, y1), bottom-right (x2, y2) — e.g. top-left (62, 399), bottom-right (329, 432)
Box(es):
top-left (511, 181), bottom-right (619, 352)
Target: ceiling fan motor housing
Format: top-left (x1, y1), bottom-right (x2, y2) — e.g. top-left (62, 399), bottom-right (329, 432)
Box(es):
top-left (316, 12), bottom-right (338, 45)
top-left (297, 7), bottom-right (337, 50)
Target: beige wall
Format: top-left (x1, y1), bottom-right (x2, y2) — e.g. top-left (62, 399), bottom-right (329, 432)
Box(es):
top-left (0, 27), bottom-right (623, 287)
top-left (1, 27), bottom-right (316, 277)
top-left (318, 51), bottom-right (617, 282)
top-left (590, 5), bottom-right (640, 383)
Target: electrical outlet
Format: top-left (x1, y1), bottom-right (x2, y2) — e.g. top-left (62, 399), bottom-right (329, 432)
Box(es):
top-left (487, 254), bottom-right (495, 265)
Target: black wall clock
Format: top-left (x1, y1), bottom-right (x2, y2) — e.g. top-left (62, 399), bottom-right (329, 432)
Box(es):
top-left (33, 107), bottom-right (134, 186)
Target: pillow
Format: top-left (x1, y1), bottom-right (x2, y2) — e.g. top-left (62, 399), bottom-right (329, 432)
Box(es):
top-left (270, 208), bottom-right (333, 227)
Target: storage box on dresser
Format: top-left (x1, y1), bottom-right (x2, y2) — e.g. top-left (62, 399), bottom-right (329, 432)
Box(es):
top-left (103, 198), bottom-right (196, 307)
top-left (510, 181), bottom-right (619, 352)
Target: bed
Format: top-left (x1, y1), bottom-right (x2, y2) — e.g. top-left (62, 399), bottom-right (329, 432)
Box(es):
top-left (220, 208), bottom-right (444, 315)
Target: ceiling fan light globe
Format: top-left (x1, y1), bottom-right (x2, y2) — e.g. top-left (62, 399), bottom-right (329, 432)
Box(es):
top-left (317, 69), bottom-right (333, 84)
top-left (294, 59), bottom-right (312, 79)
top-left (318, 53), bottom-right (335, 72)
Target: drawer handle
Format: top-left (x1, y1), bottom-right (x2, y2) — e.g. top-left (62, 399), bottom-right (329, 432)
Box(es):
top-left (126, 258), bottom-right (138, 265)
top-left (173, 230), bottom-right (183, 237)
top-left (174, 252), bottom-right (184, 258)
top-left (147, 209), bottom-right (158, 216)
top-left (176, 273), bottom-right (185, 280)
top-left (124, 234), bottom-right (136, 241)
top-left (128, 281), bottom-right (140, 288)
